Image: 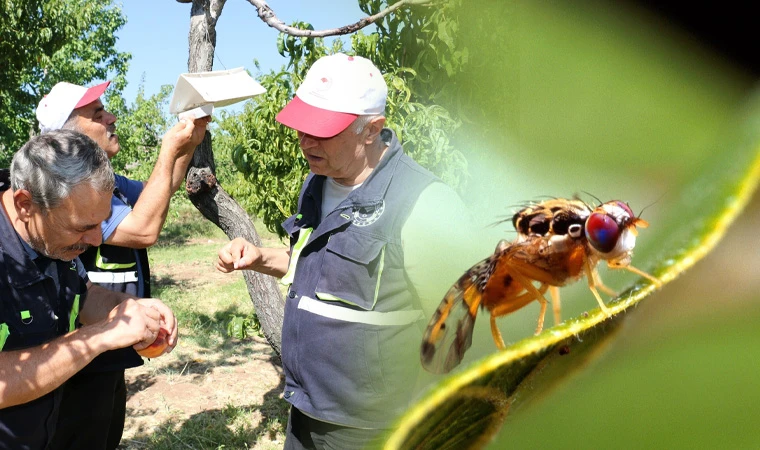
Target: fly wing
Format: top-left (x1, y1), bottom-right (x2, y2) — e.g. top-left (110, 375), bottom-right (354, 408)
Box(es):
top-left (420, 255), bottom-right (496, 374)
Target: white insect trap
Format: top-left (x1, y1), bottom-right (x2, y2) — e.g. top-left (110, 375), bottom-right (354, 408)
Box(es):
top-left (169, 67), bottom-right (266, 119)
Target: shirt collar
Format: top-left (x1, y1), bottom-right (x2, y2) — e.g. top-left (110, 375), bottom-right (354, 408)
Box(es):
top-left (19, 236), bottom-right (41, 261)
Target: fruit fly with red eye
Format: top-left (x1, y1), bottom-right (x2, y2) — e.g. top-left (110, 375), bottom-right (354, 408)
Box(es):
top-left (420, 199), bottom-right (662, 374)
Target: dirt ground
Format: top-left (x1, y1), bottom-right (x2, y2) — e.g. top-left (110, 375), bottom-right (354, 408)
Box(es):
top-left (118, 239), bottom-right (287, 449)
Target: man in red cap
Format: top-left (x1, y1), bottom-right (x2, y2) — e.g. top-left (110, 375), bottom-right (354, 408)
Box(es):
top-left (216, 54), bottom-right (479, 449)
top-left (36, 81), bottom-right (209, 449)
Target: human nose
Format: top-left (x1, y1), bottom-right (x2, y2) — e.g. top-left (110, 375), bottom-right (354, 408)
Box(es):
top-left (297, 132), bottom-right (320, 149)
top-left (104, 110), bottom-right (117, 125)
top-left (82, 226), bottom-right (103, 247)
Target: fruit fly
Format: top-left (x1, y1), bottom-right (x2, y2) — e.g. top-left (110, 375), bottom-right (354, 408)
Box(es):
top-left (420, 199), bottom-right (662, 374)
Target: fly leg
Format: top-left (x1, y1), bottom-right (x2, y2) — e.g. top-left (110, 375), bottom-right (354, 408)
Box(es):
top-left (592, 269), bottom-right (618, 297)
top-left (584, 258), bottom-right (612, 316)
top-left (550, 286), bottom-right (562, 325)
top-left (623, 264), bottom-right (663, 288)
top-left (488, 284), bottom-right (549, 350)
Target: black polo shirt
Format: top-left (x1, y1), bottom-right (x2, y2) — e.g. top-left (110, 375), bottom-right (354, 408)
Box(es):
top-left (0, 169), bottom-right (89, 449)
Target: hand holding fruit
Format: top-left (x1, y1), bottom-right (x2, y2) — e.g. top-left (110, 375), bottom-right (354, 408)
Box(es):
top-left (136, 327), bottom-right (170, 358)
top-left (132, 299), bottom-right (177, 358)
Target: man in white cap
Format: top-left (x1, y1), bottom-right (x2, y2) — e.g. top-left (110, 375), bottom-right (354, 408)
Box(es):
top-left (35, 81), bottom-right (209, 449)
top-left (216, 53), bottom-right (478, 448)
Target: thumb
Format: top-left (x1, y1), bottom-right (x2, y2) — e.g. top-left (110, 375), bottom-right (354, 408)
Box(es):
top-left (233, 255), bottom-right (249, 270)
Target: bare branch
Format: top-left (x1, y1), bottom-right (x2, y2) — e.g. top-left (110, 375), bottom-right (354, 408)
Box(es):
top-left (209, 0), bottom-right (227, 27)
top-left (245, 0), bottom-right (436, 37)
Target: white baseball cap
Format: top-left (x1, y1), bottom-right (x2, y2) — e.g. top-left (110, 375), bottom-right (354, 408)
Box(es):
top-left (36, 81), bottom-right (111, 133)
top-left (276, 53), bottom-right (387, 138)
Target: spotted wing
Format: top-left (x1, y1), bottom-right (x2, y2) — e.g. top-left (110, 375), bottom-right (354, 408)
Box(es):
top-left (420, 245), bottom-right (509, 374)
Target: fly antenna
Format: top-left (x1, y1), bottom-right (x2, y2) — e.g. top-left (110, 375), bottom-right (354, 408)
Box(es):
top-left (637, 192), bottom-right (667, 219)
top-left (580, 191), bottom-right (603, 207)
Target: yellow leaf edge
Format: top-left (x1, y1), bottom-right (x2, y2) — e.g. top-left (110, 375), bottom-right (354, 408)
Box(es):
top-left (383, 145), bottom-right (760, 450)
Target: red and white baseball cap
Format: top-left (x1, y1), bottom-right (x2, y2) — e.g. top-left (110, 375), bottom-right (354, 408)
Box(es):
top-left (36, 81), bottom-right (111, 133)
top-left (276, 54), bottom-right (387, 138)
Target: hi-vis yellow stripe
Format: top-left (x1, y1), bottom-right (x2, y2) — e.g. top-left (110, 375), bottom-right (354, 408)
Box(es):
top-left (281, 228), bottom-right (313, 286)
top-left (95, 247), bottom-right (135, 270)
top-left (0, 323), bottom-right (9, 351)
top-left (69, 294), bottom-right (80, 332)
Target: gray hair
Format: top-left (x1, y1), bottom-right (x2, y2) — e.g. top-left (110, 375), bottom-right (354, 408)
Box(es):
top-left (350, 114), bottom-right (383, 135)
top-left (61, 114), bottom-right (82, 132)
top-left (11, 129), bottom-right (114, 211)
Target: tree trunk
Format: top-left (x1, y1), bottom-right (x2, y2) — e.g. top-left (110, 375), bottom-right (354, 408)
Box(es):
top-left (183, 0), bottom-right (284, 354)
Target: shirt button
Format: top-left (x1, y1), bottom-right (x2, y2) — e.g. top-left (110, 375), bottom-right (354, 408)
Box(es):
top-left (288, 291), bottom-right (296, 299)
top-left (284, 391), bottom-right (294, 399)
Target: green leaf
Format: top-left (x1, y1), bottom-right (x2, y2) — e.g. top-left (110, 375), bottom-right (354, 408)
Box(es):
top-left (378, 0), bottom-right (760, 447)
top-left (382, 88), bottom-right (760, 449)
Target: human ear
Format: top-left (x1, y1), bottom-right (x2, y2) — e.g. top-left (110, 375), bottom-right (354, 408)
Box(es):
top-left (365, 116), bottom-right (386, 143)
top-left (13, 190), bottom-right (36, 223)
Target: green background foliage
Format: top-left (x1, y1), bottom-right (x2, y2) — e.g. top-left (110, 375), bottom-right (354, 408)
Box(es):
top-left (106, 82), bottom-right (174, 179)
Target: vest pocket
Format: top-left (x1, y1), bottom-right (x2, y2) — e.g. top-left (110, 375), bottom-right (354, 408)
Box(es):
top-left (315, 232), bottom-right (387, 310)
top-left (1, 311), bottom-right (58, 351)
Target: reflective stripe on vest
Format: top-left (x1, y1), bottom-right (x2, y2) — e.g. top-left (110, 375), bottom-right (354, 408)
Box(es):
top-left (0, 323), bottom-right (8, 351)
top-left (297, 295), bottom-right (423, 326)
top-left (69, 294), bottom-right (80, 332)
top-left (281, 227), bottom-right (313, 286)
top-left (95, 246), bottom-right (136, 270)
top-left (87, 271), bottom-right (139, 284)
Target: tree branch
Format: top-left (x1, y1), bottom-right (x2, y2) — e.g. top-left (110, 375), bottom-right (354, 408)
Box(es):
top-left (245, 0), bottom-right (436, 37)
top-left (209, 0), bottom-right (227, 27)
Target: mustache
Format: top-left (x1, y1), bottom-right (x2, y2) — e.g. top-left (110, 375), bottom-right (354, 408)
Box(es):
top-left (64, 243), bottom-right (92, 254)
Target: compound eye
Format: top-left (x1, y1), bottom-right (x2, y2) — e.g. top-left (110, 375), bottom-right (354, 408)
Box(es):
top-left (585, 212), bottom-right (621, 253)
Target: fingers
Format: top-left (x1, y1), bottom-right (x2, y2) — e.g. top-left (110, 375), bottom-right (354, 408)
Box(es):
top-left (216, 238), bottom-right (258, 272)
top-left (215, 244), bottom-right (235, 273)
top-left (161, 116), bottom-right (210, 155)
top-left (137, 299), bottom-right (179, 350)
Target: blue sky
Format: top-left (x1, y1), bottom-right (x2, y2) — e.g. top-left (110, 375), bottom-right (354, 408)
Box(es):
top-left (117, 1), bottom-right (374, 112)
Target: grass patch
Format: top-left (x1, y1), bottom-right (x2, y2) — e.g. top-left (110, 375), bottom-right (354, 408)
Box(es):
top-left (120, 202), bottom-right (289, 449)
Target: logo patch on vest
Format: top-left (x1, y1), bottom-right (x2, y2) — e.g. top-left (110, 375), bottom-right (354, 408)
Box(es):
top-left (351, 201), bottom-right (385, 227)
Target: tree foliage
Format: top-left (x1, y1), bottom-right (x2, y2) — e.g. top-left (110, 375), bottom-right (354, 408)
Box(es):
top-left (215, 0), bottom-right (469, 237)
top-left (0, 0), bottom-right (130, 166)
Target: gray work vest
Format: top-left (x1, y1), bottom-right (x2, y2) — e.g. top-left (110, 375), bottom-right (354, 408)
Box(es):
top-left (280, 129), bottom-right (436, 428)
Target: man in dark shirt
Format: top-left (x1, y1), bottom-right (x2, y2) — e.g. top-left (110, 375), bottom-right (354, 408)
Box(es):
top-left (0, 130), bottom-right (177, 449)
top-left (36, 80), bottom-right (207, 450)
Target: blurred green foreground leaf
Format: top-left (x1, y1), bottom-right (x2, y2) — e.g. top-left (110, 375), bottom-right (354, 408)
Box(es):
top-left (376, 1), bottom-right (760, 448)
top-left (382, 87), bottom-right (760, 450)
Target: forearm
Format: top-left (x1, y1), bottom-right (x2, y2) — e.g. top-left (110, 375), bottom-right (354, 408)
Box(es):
top-left (106, 153), bottom-right (175, 248)
top-left (252, 247), bottom-right (290, 278)
top-left (0, 326), bottom-right (108, 408)
top-left (78, 285), bottom-right (131, 325)
top-left (106, 121), bottom-right (205, 248)
top-left (170, 151), bottom-right (194, 193)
